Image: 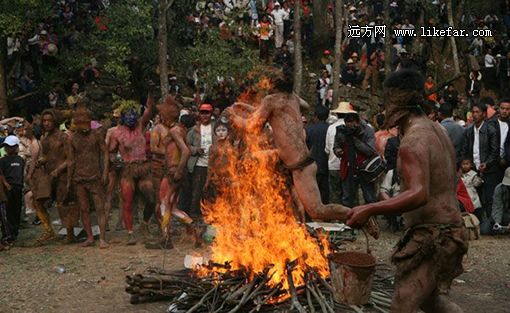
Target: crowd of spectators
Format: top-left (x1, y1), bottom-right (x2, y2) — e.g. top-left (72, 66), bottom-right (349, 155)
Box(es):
top-left (2, 1), bottom-right (510, 248)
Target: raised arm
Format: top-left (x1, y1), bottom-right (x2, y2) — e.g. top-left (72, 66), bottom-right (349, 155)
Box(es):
top-left (141, 93), bottom-right (155, 129)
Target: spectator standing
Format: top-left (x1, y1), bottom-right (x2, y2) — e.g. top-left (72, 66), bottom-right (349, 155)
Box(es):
top-left (438, 104), bottom-right (465, 164)
top-left (271, 2), bottom-right (288, 49)
top-left (186, 103), bottom-right (215, 218)
top-left (316, 70), bottom-right (330, 106)
top-left (324, 103), bottom-right (349, 204)
top-left (441, 84), bottom-right (459, 109)
top-left (333, 109), bottom-right (377, 207)
top-left (465, 71), bottom-right (482, 109)
top-left (460, 159), bottom-right (483, 213)
top-left (424, 75), bottom-right (437, 102)
top-left (461, 102), bottom-right (499, 221)
top-left (489, 98), bottom-right (510, 182)
top-left (0, 136), bottom-right (24, 244)
top-left (256, 15), bottom-right (273, 63)
top-left (305, 106), bottom-right (330, 204)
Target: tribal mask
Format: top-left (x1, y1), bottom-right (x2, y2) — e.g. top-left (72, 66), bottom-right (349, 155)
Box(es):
top-left (121, 109), bottom-right (139, 130)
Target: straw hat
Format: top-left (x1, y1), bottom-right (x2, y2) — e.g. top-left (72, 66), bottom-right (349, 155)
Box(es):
top-left (331, 102), bottom-right (357, 114)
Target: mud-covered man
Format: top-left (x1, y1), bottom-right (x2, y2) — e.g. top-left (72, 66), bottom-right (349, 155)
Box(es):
top-left (347, 70), bottom-right (468, 313)
top-left (68, 107), bottom-right (109, 248)
top-left (104, 109), bottom-right (122, 229)
top-left (27, 109), bottom-right (74, 244)
top-left (109, 96), bottom-right (155, 245)
top-left (146, 96), bottom-right (192, 249)
top-left (225, 74), bottom-right (377, 234)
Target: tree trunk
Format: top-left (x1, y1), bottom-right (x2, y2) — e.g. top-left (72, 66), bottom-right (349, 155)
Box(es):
top-left (447, 0), bottom-right (460, 75)
top-left (332, 0), bottom-right (343, 108)
top-left (293, 0), bottom-right (303, 96)
top-left (0, 37), bottom-right (8, 117)
top-left (312, 0), bottom-right (330, 57)
top-left (384, 0), bottom-right (392, 74)
top-left (158, 0), bottom-right (169, 97)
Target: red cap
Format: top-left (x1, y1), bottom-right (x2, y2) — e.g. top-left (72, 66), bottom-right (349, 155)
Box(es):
top-left (199, 103), bottom-right (213, 112)
top-left (323, 50), bottom-right (331, 55)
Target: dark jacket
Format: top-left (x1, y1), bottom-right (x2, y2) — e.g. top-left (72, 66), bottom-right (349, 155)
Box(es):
top-left (492, 183), bottom-right (510, 225)
top-left (305, 121), bottom-right (329, 174)
top-left (334, 120), bottom-right (376, 178)
top-left (488, 116), bottom-right (510, 166)
top-left (461, 120), bottom-right (499, 172)
top-left (465, 79), bottom-right (481, 97)
top-left (440, 118), bottom-right (465, 164)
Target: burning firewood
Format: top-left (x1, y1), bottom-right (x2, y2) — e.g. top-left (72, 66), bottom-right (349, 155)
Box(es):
top-left (125, 265), bottom-right (394, 312)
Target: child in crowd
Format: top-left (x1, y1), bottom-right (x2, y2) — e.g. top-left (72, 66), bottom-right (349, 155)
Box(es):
top-left (460, 159), bottom-right (483, 213)
top-left (0, 136), bottom-right (25, 245)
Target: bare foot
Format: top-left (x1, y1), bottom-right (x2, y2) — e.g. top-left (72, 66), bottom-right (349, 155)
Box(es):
top-left (80, 239), bottom-right (95, 247)
top-left (36, 231), bottom-right (56, 244)
top-left (99, 240), bottom-right (110, 249)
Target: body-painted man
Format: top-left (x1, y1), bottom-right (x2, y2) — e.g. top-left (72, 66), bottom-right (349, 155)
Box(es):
top-left (109, 96), bottom-right (155, 245)
top-left (347, 70), bottom-right (468, 313)
top-left (104, 109), bottom-right (122, 229)
top-left (226, 80), bottom-right (378, 237)
top-left (146, 96), bottom-right (192, 249)
top-left (27, 109), bottom-right (74, 243)
top-left (68, 107), bottom-right (109, 248)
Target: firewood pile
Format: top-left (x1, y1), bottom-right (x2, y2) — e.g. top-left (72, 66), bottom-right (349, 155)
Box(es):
top-left (125, 262), bottom-right (394, 313)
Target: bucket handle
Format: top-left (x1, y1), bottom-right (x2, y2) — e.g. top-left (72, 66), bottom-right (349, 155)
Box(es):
top-left (361, 229), bottom-right (371, 255)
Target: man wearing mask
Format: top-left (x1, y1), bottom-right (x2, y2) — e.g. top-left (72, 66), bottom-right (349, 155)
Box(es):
top-left (109, 95), bottom-right (155, 245)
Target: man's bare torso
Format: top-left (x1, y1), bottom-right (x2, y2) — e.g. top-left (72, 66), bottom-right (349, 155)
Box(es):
top-left (153, 123), bottom-right (183, 169)
top-left (113, 124), bottom-right (146, 163)
top-left (41, 131), bottom-right (68, 173)
top-left (398, 118), bottom-right (462, 227)
top-left (71, 131), bottom-right (102, 181)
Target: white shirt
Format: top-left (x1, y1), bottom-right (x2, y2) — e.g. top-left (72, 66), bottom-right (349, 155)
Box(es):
top-left (271, 8), bottom-right (288, 25)
top-left (499, 120), bottom-right (509, 158)
top-left (473, 122), bottom-right (484, 170)
top-left (325, 118), bottom-right (345, 170)
top-left (485, 54), bottom-right (496, 67)
top-left (196, 124), bottom-right (213, 167)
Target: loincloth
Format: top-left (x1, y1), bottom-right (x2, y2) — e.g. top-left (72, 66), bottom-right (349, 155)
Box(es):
top-left (391, 223), bottom-right (468, 293)
top-left (283, 154), bottom-right (315, 171)
top-left (163, 165), bottom-right (183, 185)
top-left (121, 161), bottom-right (152, 181)
top-left (32, 167), bottom-right (68, 203)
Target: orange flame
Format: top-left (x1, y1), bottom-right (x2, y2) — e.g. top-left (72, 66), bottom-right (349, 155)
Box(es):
top-left (200, 78), bottom-right (330, 294)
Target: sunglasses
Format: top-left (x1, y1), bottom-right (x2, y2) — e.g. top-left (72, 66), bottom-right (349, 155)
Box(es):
top-left (199, 111), bottom-right (212, 115)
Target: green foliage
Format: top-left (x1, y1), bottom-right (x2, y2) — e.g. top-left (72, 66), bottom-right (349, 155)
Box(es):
top-left (0, 0), bottom-right (51, 36)
top-left (172, 29), bottom-right (261, 92)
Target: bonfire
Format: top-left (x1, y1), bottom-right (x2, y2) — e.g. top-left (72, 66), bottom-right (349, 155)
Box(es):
top-left (125, 74), bottom-right (394, 312)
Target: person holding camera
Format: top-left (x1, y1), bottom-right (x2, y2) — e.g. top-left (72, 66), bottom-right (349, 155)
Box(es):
top-left (333, 106), bottom-right (380, 207)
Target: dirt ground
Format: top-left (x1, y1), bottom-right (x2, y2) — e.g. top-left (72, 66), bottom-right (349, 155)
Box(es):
top-left (1, 213), bottom-right (509, 313)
